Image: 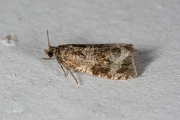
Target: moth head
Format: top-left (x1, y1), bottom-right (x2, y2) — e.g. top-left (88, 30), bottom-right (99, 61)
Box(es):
top-left (44, 30), bottom-right (57, 58)
top-left (44, 48), bottom-right (56, 58)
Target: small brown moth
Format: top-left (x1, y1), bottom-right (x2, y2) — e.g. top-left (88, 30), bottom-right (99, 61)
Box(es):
top-left (43, 30), bottom-right (137, 84)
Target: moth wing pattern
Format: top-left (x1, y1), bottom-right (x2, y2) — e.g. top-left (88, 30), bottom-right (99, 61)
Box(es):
top-left (58, 44), bottom-right (137, 80)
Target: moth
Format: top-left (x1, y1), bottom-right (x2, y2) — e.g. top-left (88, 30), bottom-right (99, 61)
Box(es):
top-left (43, 30), bottom-right (137, 84)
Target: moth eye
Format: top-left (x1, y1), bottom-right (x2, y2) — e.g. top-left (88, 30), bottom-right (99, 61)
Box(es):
top-left (48, 52), bottom-right (53, 57)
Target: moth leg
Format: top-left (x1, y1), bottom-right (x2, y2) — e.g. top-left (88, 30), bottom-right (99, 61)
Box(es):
top-left (62, 63), bottom-right (78, 84)
top-left (69, 70), bottom-right (78, 84)
top-left (60, 64), bottom-right (67, 76)
top-left (42, 58), bottom-right (56, 60)
top-left (42, 58), bottom-right (51, 60)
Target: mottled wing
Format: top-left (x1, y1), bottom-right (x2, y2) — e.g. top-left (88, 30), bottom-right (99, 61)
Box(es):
top-left (59, 44), bottom-right (137, 80)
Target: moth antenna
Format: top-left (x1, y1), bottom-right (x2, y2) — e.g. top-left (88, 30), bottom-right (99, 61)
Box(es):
top-left (47, 30), bottom-right (51, 47)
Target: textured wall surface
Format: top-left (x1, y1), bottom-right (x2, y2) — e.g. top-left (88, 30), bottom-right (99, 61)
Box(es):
top-left (0, 0), bottom-right (180, 120)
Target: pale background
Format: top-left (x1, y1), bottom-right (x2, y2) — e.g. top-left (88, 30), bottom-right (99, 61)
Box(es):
top-left (0, 0), bottom-right (180, 120)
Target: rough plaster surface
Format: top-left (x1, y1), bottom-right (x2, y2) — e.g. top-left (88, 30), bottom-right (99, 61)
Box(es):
top-left (0, 0), bottom-right (180, 120)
